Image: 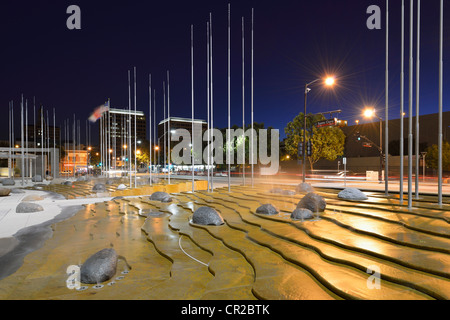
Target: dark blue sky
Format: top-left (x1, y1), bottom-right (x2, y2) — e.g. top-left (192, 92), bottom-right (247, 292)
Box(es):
top-left (1, 0), bottom-right (449, 144)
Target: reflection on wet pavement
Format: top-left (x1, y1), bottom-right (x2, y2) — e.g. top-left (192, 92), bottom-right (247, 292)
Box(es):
top-left (0, 179), bottom-right (449, 300)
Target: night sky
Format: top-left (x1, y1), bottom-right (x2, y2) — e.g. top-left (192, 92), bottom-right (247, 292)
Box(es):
top-left (1, 0), bottom-right (450, 145)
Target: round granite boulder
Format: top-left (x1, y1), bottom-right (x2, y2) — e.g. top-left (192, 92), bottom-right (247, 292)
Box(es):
top-left (149, 192), bottom-right (172, 203)
top-left (291, 208), bottom-right (314, 220)
top-left (338, 188), bottom-right (368, 201)
top-left (2, 179), bottom-right (15, 186)
top-left (80, 248), bottom-right (118, 284)
top-left (31, 175), bottom-right (43, 182)
top-left (297, 192), bottom-right (326, 212)
top-left (92, 183), bottom-right (107, 192)
top-left (295, 183), bottom-right (314, 194)
top-left (62, 180), bottom-right (73, 186)
top-left (192, 207), bottom-right (224, 226)
top-left (117, 184), bottom-right (127, 190)
top-left (256, 204), bottom-right (279, 215)
top-left (16, 202), bottom-right (44, 213)
top-left (0, 188), bottom-right (11, 197)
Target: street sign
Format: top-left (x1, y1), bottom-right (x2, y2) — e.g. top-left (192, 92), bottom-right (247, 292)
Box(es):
top-left (315, 119), bottom-right (337, 128)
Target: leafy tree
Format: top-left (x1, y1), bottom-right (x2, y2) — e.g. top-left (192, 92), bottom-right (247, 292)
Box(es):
top-left (426, 141), bottom-right (450, 171)
top-left (285, 113), bottom-right (346, 171)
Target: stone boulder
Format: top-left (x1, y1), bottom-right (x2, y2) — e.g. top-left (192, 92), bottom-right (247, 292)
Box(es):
top-left (2, 179), bottom-right (15, 186)
top-left (149, 192), bottom-right (172, 203)
top-left (16, 202), bottom-right (44, 213)
top-left (297, 192), bottom-right (326, 212)
top-left (296, 183), bottom-right (314, 194)
top-left (0, 188), bottom-right (11, 197)
top-left (80, 248), bottom-right (118, 284)
top-left (117, 184), bottom-right (127, 190)
top-left (31, 175), bottom-right (43, 182)
top-left (62, 181), bottom-right (73, 186)
top-left (291, 208), bottom-right (314, 221)
top-left (338, 188), bottom-right (368, 201)
top-left (192, 207), bottom-right (224, 226)
top-left (92, 184), bottom-right (107, 192)
top-left (256, 204), bottom-right (279, 215)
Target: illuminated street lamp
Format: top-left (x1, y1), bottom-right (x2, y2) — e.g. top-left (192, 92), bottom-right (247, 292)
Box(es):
top-left (363, 107), bottom-right (383, 183)
top-left (302, 76), bottom-right (336, 182)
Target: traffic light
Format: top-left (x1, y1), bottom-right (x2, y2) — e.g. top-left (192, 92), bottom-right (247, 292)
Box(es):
top-left (298, 142), bottom-right (303, 157)
top-left (307, 141), bottom-right (312, 157)
top-left (356, 132), bottom-right (361, 141)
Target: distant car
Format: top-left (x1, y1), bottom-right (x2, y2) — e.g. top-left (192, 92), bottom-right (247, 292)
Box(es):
top-left (61, 170), bottom-right (72, 174)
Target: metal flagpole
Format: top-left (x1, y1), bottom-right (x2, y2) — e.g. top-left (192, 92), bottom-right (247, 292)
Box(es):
top-left (128, 70), bottom-right (132, 188)
top-left (251, 7), bottom-right (255, 188)
top-left (385, 0), bottom-right (389, 197)
top-left (100, 115), bottom-right (103, 177)
top-left (210, 13), bottom-right (214, 192)
top-left (167, 70), bottom-right (171, 185)
top-left (228, 3), bottom-right (231, 192)
top-left (191, 24), bottom-right (195, 192)
top-left (163, 81), bottom-right (166, 182)
top-left (73, 114), bottom-right (76, 179)
top-left (438, 0), bottom-right (443, 206)
top-left (415, 0), bottom-right (421, 199)
top-left (41, 107), bottom-right (44, 178)
top-left (134, 67), bottom-right (137, 188)
top-left (149, 74), bottom-right (152, 185)
top-left (153, 89), bottom-right (156, 172)
top-left (53, 108), bottom-right (56, 178)
top-left (21, 95), bottom-right (24, 186)
top-left (8, 102), bottom-right (11, 178)
top-left (34, 98), bottom-right (36, 177)
top-left (400, 0), bottom-right (405, 204)
top-left (25, 99), bottom-right (28, 182)
top-left (207, 21), bottom-right (211, 192)
top-left (242, 16), bottom-right (246, 186)
top-left (408, 0), bottom-right (414, 209)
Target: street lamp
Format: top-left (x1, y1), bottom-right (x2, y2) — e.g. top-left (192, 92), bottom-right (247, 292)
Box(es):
top-left (303, 76), bottom-right (335, 182)
top-left (363, 108), bottom-right (383, 183)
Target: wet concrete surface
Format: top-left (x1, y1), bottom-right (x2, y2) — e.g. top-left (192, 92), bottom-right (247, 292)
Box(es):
top-left (0, 179), bottom-right (448, 300)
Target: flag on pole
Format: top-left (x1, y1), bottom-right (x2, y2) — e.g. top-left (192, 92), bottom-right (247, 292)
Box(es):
top-left (88, 101), bottom-right (109, 123)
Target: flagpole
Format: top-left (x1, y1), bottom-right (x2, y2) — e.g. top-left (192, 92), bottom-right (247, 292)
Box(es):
top-left (134, 67), bottom-right (137, 188)
top-left (408, 0), bottom-right (414, 209)
top-left (191, 24), bottom-right (195, 193)
top-left (251, 7), bottom-right (255, 188)
top-left (163, 81), bottom-right (167, 182)
top-left (242, 16), bottom-right (246, 186)
top-left (33, 98), bottom-right (36, 178)
top-left (207, 21), bottom-right (211, 192)
top-left (400, 0), bottom-right (405, 204)
top-left (149, 74), bottom-right (152, 186)
top-left (167, 70), bottom-right (171, 185)
top-left (415, 0), bottom-right (421, 199)
top-left (438, 0), bottom-right (444, 206)
top-left (385, 0), bottom-right (389, 197)
top-left (25, 99), bottom-right (28, 182)
top-left (210, 13), bottom-right (214, 192)
top-left (128, 70), bottom-right (132, 188)
top-left (53, 108), bottom-right (56, 178)
top-left (8, 102), bottom-right (11, 179)
top-left (21, 95), bottom-right (24, 186)
top-left (227, 3), bottom-right (231, 192)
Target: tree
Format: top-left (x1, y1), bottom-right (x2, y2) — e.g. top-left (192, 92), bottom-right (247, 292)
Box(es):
top-left (285, 113), bottom-right (346, 171)
top-left (426, 141), bottom-right (450, 171)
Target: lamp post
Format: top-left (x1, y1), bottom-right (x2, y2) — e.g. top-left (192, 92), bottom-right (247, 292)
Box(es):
top-left (302, 77), bottom-right (335, 183)
top-left (421, 152), bottom-right (427, 182)
top-left (363, 108), bottom-right (383, 183)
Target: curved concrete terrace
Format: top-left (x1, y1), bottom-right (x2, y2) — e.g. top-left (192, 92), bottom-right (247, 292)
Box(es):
top-left (0, 179), bottom-right (448, 300)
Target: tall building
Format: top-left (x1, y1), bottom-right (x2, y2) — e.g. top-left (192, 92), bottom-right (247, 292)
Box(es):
top-left (157, 117), bottom-right (207, 164)
top-left (100, 108), bottom-right (146, 153)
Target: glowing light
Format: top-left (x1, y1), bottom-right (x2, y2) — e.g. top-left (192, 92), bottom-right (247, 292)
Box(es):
top-left (325, 77), bottom-right (335, 86)
top-left (363, 108), bottom-right (376, 119)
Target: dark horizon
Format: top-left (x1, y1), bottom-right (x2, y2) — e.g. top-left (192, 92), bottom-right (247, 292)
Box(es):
top-left (2, 0), bottom-right (450, 146)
